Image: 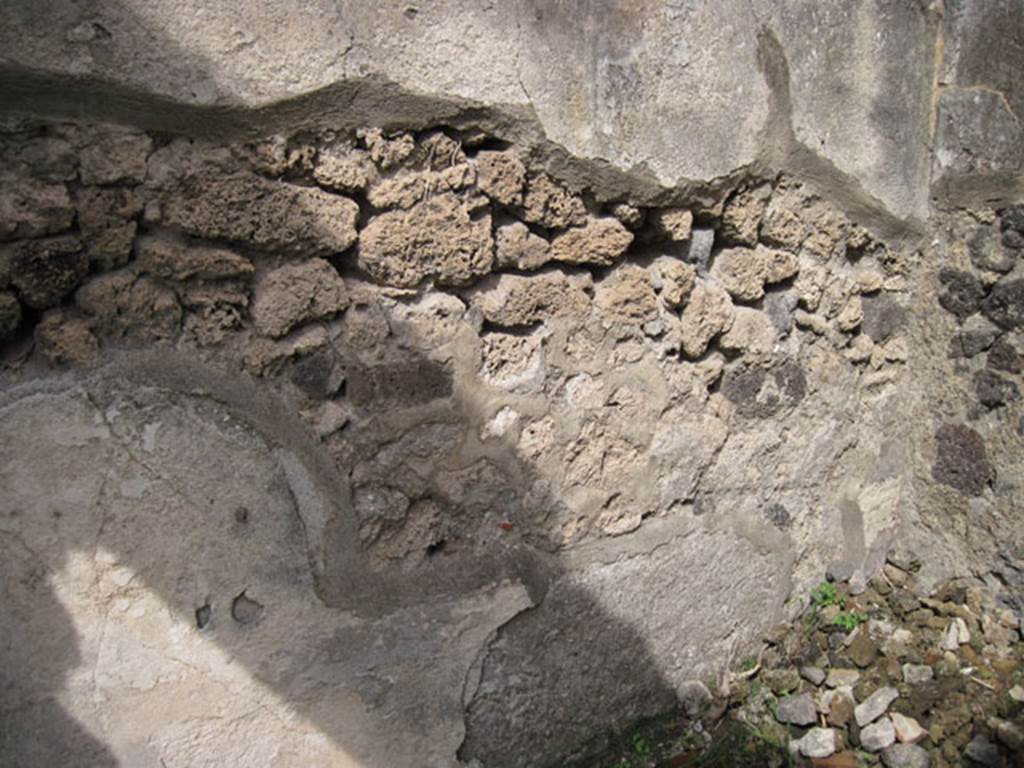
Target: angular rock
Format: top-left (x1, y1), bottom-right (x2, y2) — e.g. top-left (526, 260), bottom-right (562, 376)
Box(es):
top-left (963, 734), bottom-right (1002, 767)
top-left (776, 693), bottom-right (818, 726)
top-left (519, 173), bottom-right (586, 229)
top-left (974, 369), bottom-right (1020, 409)
top-left (549, 217), bottom-right (633, 267)
top-left (901, 663), bottom-right (934, 684)
top-left (75, 186), bottom-right (143, 270)
top-left (33, 309), bottom-right (98, 365)
top-left (251, 259), bottom-right (348, 338)
top-left (720, 183), bottom-right (771, 246)
top-left (358, 193), bottom-right (493, 287)
top-left (7, 235), bottom-right (87, 309)
top-left (592, 266), bottom-right (662, 327)
top-left (0, 291), bottom-right (20, 339)
top-left (679, 281), bottom-right (734, 358)
top-left (711, 245), bottom-right (798, 302)
top-left (931, 423), bottom-right (993, 497)
top-left (470, 271), bottom-right (590, 327)
top-left (890, 712), bottom-right (927, 745)
top-left (861, 717), bottom-right (896, 752)
top-left (826, 687), bottom-right (856, 728)
top-left (827, 669), bottom-right (861, 690)
top-left (987, 336), bottom-right (1023, 373)
top-left (881, 744), bottom-right (931, 768)
top-left (0, 172), bottom-right (74, 240)
top-left (367, 163), bottom-right (475, 209)
top-left (312, 144), bottom-right (371, 192)
top-left (361, 128), bottom-right (414, 170)
top-left (136, 234), bottom-right (254, 281)
top-left (609, 203), bottom-right (644, 229)
top-left (801, 665), bottom-right (826, 686)
top-left (835, 296), bottom-right (863, 332)
top-left (157, 173), bottom-right (359, 256)
top-left (76, 272), bottom-right (181, 341)
top-left (796, 728), bottom-right (836, 759)
top-left (494, 221), bottom-right (551, 271)
top-left (854, 686), bottom-right (898, 727)
top-left (649, 208), bottom-right (693, 242)
top-left (968, 226), bottom-right (1016, 273)
top-left (475, 150), bottom-right (526, 206)
top-left (938, 268), bottom-right (985, 321)
top-left (650, 257), bottom-right (696, 308)
top-left (719, 306), bottom-right (778, 357)
top-left (848, 631), bottom-right (880, 668)
top-left (949, 314), bottom-right (1000, 358)
top-left (982, 278), bottom-right (1024, 330)
top-left (763, 668), bottom-right (801, 696)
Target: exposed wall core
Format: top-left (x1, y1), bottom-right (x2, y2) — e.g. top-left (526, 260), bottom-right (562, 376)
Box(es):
top-left (1, 3), bottom-right (1023, 766)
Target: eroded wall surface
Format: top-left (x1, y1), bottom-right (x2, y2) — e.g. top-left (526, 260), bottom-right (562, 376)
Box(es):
top-left (0, 2), bottom-right (1022, 767)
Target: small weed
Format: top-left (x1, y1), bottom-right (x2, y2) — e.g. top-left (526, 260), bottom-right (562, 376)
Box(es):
top-left (739, 655), bottom-right (758, 673)
top-left (831, 611), bottom-right (868, 632)
top-left (631, 733), bottom-right (651, 757)
top-left (810, 581), bottom-right (840, 609)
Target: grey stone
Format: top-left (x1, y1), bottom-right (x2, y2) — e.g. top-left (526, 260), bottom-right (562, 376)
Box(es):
top-left (775, 693), bottom-right (817, 726)
top-left (964, 734), bottom-right (1003, 767)
top-left (969, 226), bottom-right (1016, 273)
top-left (949, 315), bottom-right (1000, 359)
top-left (881, 743), bottom-right (931, 768)
top-left (795, 728), bottom-right (836, 759)
top-left (825, 668), bottom-right (861, 688)
top-left (800, 665), bottom-right (826, 686)
top-left (854, 686), bottom-right (899, 727)
top-left (861, 717), bottom-right (897, 752)
top-left (826, 560), bottom-right (856, 583)
top-left (901, 664), bottom-right (934, 685)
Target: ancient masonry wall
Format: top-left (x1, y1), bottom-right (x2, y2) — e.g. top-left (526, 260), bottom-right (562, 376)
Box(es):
top-left (1, 116), bottom-right (1022, 767)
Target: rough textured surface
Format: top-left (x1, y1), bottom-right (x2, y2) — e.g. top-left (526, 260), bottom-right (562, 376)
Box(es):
top-left (0, 4), bottom-right (1022, 765)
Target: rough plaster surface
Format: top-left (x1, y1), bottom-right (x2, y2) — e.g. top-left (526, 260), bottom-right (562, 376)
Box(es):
top-left (0, 0), bottom-right (984, 221)
top-left (0, 2), bottom-right (1022, 767)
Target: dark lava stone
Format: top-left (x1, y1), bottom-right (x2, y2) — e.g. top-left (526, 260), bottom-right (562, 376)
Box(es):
top-left (974, 369), bottom-right (1020, 409)
top-left (1000, 204), bottom-right (1024, 235)
top-left (931, 423), bottom-right (994, 497)
top-left (721, 360), bottom-right (807, 418)
top-left (763, 503), bottom-right (791, 530)
top-left (8, 235), bottom-right (87, 309)
top-left (968, 227), bottom-right (1015, 273)
top-left (987, 337), bottom-right (1023, 374)
top-left (937, 269), bottom-right (984, 321)
top-left (982, 279), bottom-right (1024, 330)
top-left (862, 293), bottom-right (908, 341)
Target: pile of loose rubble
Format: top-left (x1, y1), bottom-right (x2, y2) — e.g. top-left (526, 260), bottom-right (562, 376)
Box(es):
top-left (586, 554), bottom-right (1024, 768)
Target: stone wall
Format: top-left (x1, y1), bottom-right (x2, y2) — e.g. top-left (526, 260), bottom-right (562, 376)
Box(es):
top-left (0, 2), bottom-right (1022, 767)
